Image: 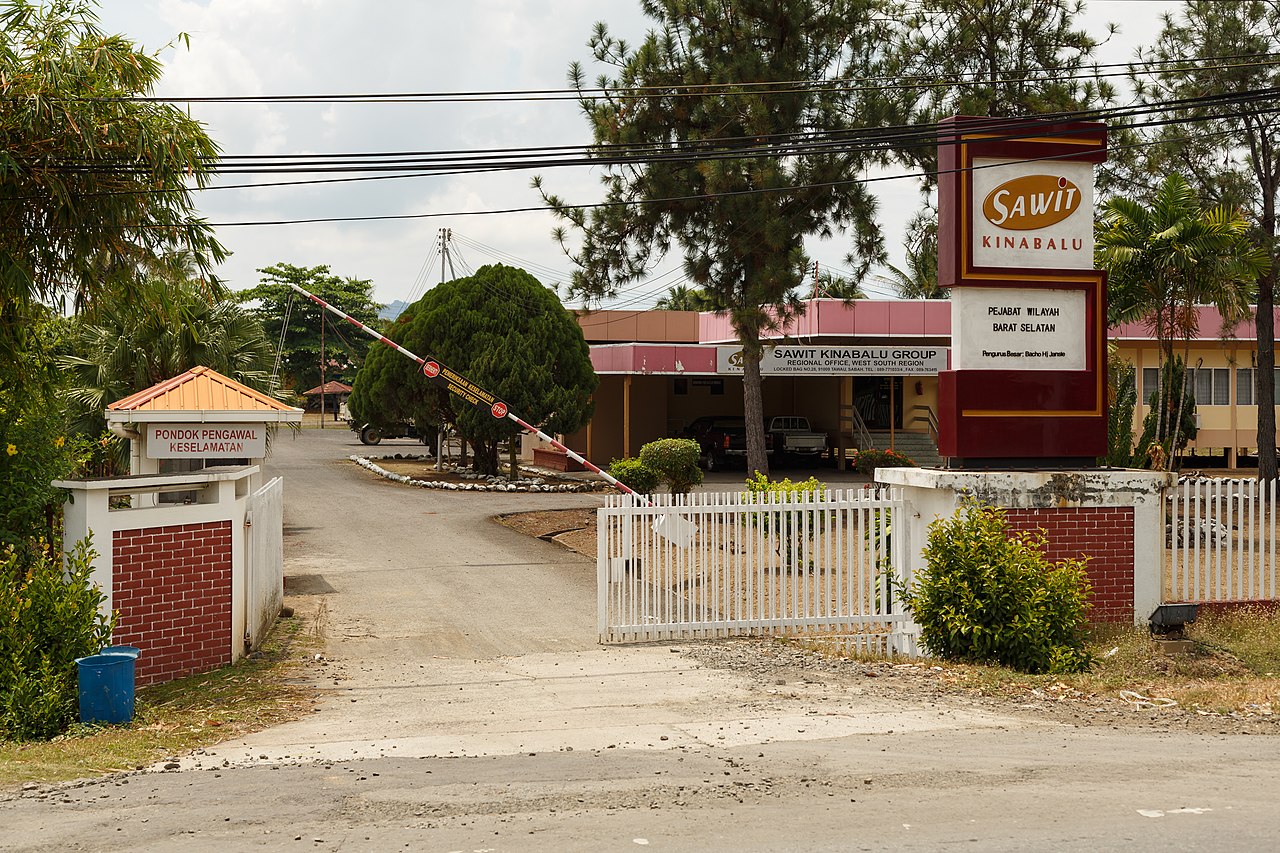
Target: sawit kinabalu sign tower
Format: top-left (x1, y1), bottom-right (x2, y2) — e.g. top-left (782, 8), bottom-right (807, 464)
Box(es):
top-left (879, 116), bottom-right (1173, 627)
top-left (936, 116), bottom-right (1107, 468)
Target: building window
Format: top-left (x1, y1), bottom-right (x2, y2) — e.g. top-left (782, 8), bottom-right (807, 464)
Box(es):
top-left (1141, 367), bottom-right (1159, 404)
top-left (1238, 368), bottom-right (1254, 406)
top-left (1188, 367), bottom-right (1230, 405)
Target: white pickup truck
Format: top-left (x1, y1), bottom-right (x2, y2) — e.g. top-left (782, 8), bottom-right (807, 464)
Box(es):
top-left (765, 415), bottom-right (828, 462)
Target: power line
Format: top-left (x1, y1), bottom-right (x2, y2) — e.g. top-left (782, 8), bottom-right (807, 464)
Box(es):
top-left (139, 109), bottom-right (1268, 228)
top-left (52, 50), bottom-right (1280, 105)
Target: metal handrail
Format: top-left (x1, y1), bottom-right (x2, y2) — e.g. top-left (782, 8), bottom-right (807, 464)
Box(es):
top-left (909, 404), bottom-right (939, 444)
top-left (846, 403), bottom-right (874, 450)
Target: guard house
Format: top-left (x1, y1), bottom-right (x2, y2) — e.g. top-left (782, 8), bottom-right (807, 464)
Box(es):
top-left (57, 367), bottom-right (303, 685)
top-left (105, 366), bottom-right (303, 502)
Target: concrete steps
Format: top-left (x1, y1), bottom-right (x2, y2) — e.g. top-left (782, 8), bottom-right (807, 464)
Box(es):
top-left (865, 430), bottom-right (943, 469)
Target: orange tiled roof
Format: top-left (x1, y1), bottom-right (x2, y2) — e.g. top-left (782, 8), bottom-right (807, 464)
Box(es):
top-left (108, 366), bottom-right (300, 413)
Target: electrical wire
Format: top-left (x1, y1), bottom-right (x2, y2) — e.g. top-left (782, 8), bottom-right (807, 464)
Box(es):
top-left (146, 112), bottom-right (1261, 229)
top-left (53, 50), bottom-right (1280, 105)
top-left (45, 85), bottom-right (1279, 177)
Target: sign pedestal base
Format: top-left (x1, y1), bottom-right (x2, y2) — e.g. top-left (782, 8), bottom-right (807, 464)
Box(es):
top-left (876, 467), bottom-right (1173, 625)
top-left (937, 368), bottom-right (1107, 466)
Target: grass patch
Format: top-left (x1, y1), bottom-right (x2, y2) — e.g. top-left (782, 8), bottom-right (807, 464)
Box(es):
top-left (0, 613), bottom-right (320, 789)
top-left (810, 608), bottom-right (1280, 718)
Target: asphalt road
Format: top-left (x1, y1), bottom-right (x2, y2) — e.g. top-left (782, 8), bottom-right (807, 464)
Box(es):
top-left (3, 429), bottom-right (1278, 851)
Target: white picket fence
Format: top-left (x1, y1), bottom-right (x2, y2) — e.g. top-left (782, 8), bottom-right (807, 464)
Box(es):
top-left (246, 476), bottom-right (285, 651)
top-left (1167, 477), bottom-right (1280, 603)
top-left (597, 488), bottom-right (919, 654)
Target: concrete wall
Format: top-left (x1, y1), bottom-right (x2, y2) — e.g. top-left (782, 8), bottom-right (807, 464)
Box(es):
top-left (876, 468), bottom-right (1173, 625)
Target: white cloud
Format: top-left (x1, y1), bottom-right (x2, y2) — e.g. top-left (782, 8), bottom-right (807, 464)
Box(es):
top-left (93, 0), bottom-right (1178, 304)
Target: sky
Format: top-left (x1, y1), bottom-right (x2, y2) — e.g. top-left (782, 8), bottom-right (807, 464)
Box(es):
top-left (92, 0), bottom-right (1179, 309)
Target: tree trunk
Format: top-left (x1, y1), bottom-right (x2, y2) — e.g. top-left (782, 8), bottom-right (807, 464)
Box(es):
top-left (1258, 270), bottom-right (1276, 481)
top-left (1258, 181), bottom-right (1277, 482)
top-left (508, 435), bottom-right (519, 479)
top-left (740, 327), bottom-right (769, 478)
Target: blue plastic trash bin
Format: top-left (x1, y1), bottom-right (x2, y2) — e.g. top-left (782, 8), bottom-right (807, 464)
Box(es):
top-left (100, 645), bottom-right (141, 660)
top-left (76, 648), bottom-right (140, 725)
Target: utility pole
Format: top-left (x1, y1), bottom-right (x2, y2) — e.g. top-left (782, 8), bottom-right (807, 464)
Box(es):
top-left (441, 227), bottom-right (455, 283)
top-left (319, 311), bottom-right (326, 429)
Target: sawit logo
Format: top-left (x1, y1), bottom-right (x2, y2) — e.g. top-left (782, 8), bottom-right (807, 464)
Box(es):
top-left (981, 175), bottom-right (1081, 231)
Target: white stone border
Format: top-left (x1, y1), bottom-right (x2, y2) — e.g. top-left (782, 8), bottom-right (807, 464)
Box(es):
top-left (349, 454), bottom-right (603, 493)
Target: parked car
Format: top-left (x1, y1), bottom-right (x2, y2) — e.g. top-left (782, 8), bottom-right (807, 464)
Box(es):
top-left (765, 415), bottom-right (828, 463)
top-left (682, 415), bottom-right (773, 471)
top-left (349, 420), bottom-right (431, 447)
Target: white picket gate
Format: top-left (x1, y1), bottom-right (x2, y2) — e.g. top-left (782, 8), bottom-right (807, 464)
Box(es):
top-left (597, 488), bottom-right (919, 654)
top-left (1167, 477), bottom-right (1280, 603)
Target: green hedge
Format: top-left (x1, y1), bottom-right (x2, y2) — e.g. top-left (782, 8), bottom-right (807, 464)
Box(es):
top-left (607, 457), bottom-right (660, 495)
top-left (1, 539), bottom-right (114, 740)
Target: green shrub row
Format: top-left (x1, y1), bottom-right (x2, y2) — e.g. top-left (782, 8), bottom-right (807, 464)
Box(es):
top-left (610, 438), bottom-right (704, 495)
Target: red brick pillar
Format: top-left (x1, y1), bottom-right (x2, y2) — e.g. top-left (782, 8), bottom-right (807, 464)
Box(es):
top-left (1004, 508), bottom-right (1136, 623)
top-left (111, 521), bottom-right (233, 685)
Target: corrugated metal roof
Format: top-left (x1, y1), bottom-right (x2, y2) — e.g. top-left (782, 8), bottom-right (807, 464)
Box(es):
top-left (108, 366), bottom-right (300, 413)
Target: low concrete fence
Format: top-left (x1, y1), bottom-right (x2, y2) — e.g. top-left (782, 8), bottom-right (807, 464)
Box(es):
top-left (56, 466), bottom-right (282, 686)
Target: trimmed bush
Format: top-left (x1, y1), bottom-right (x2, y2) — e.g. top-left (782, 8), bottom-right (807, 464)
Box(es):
top-left (0, 539), bottom-right (115, 740)
top-left (900, 499), bottom-right (1093, 674)
top-left (851, 447), bottom-right (916, 475)
top-left (607, 457), bottom-right (660, 495)
top-left (639, 438), bottom-right (704, 495)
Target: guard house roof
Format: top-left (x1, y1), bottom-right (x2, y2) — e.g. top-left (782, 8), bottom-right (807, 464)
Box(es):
top-left (106, 366), bottom-right (304, 425)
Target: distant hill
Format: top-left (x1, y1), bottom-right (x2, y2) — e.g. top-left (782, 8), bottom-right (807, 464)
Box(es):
top-left (378, 300), bottom-right (408, 321)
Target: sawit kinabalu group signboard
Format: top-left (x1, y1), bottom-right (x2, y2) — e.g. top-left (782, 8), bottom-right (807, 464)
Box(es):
top-left (936, 117), bottom-right (1108, 466)
top-left (717, 345), bottom-right (948, 376)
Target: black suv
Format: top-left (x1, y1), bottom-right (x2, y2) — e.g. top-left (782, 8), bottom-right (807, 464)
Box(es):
top-left (681, 416), bottom-right (773, 471)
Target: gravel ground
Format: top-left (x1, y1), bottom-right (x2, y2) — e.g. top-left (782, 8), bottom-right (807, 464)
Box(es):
top-left (499, 507), bottom-right (1279, 738)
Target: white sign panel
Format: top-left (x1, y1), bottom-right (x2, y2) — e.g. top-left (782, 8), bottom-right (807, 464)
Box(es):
top-left (147, 423), bottom-right (267, 459)
top-left (970, 158), bottom-right (1094, 270)
top-left (953, 288), bottom-right (1087, 371)
top-left (717, 346), bottom-right (949, 376)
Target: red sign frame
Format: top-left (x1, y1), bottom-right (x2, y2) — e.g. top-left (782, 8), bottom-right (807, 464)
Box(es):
top-left (936, 116), bottom-right (1108, 464)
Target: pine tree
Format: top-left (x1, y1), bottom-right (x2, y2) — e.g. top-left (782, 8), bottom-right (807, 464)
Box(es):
top-left (537, 0), bottom-right (889, 476)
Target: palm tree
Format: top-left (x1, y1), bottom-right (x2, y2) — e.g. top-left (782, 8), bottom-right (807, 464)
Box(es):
top-left (60, 276), bottom-right (277, 458)
top-left (809, 270), bottom-right (866, 301)
top-left (655, 285), bottom-right (718, 311)
top-left (885, 214), bottom-right (945, 299)
top-left (1097, 173), bottom-right (1270, 467)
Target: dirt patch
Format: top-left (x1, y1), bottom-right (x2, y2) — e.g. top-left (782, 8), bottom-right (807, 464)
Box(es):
top-left (497, 508), bottom-right (597, 558)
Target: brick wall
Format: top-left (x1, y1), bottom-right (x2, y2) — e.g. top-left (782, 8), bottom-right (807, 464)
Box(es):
top-left (111, 521), bottom-right (233, 686)
top-left (1004, 507), bottom-right (1135, 623)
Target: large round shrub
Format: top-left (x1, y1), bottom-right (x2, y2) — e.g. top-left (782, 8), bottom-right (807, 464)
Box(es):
top-left (638, 438), bottom-right (703, 495)
top-left (900, 499), bottom-right (1093, 674)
